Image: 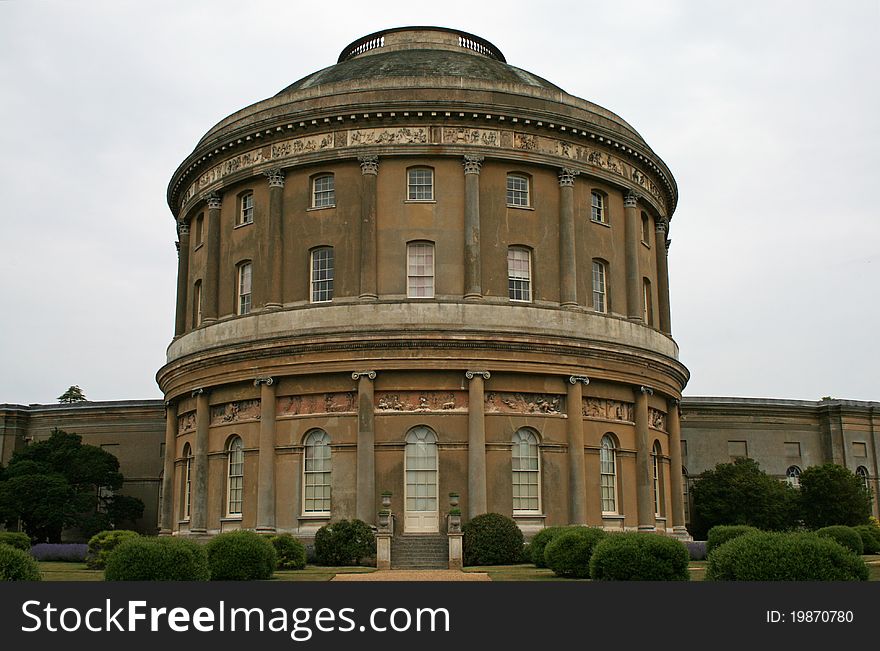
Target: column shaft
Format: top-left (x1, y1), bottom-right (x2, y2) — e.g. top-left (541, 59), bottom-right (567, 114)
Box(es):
top-left (667, 398), bottom-right (687, 536)
top-left (624, 192), bottom-right (642, 320)
top-left (558, 169), bottom-right (579, 306)
top-left (256, 379), bottom-right (277, 532)
top-left (174, 223), bottom-right (190, 336)
top-left (265, 170), bottom-right (284, 308)
top-left (159, 401), bottom-right (177, 534)
top-left (463, 156), bottom-right (483, 299)
top-left (359, 157), bottom-right (378, 299)
top-left (566, 378), bottom-right (587, 524)
top-left (355, 372), bottom-right (376, 523)
top-left (467, 372), bottom-right (488, 518)
top-left (203, 194), bottom-right (222, 322)
top-left (191, 389), bottom-right (209, 534)
top-left (655, 219), bottom-right (672, 334)
top-left (635, 386), bottom-right (655, 531)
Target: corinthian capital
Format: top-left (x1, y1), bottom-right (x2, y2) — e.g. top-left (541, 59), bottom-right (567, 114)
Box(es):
top-left (358, 156), bottom-right (379, 176)
top-left (558, 168), bottom-right (579, 187)
top-left (176, 220), bottom-right (190, 237)
top-left (462, 155), bottom-right (484, 175)
top-left (654, 217), bottom-right (668, 234)
top-left (205, 191), bottom-right (222, 209)
top-left (624, 191), bottom-right (641, 208)
top-left (264, 168), bottom-right (285, 188)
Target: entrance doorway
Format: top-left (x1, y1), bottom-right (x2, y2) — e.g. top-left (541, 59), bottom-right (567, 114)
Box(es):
top-left (403, 426), bottom-right (439, 533)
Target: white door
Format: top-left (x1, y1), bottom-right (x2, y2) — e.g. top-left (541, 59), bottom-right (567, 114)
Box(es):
top-left (404, 426), bottom-right (439, 533)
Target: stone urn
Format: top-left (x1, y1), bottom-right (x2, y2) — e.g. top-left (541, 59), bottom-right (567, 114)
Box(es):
top-left (448, 492), bottom-right (460, 508)
top-left (381, 491), bottom-right (392, 509)
top-left (378, 509), bottom-right (391, 532)
top-left (448, 508), bottom-right (462, 533)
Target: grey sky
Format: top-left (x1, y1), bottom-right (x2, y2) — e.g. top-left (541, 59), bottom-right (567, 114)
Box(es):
top-left (0, 0), bottom-right (876, 404)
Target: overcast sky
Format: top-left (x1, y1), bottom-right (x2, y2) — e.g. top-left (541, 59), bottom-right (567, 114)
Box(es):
top-left (0, 0), bottom-right (877, 405)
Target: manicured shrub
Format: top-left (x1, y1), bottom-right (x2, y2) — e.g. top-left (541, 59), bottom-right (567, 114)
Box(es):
top-left (815, 526), bottom-right (863, 555)
top-left (705, 531), bottom-right (868, 581)
top-left (268, 533), bottom-right (306, 570)
top-left (462, 513), bottom-right (524, 566)
top-left (87, 530), bottom-right (140, 569)
top-left (706, 525), bottom-right (760, 554)
top-left (590, 533), bottom-right (690, 581)
top-left (104, 537), bottom-right (210, 581)
top-left (30, 543), bottom-right (88, 562)
top-left (543, 527), bottom-right (606, 578)
top-left (314, 519), bottom-right (375, 566)
top-left (0, 545), bottom-right (41, 581)
top-left (530, 526), bottom-right (566, 568)
top-left (206, 530), bottom-right (276, 580)
top-left (0, 532), bottom-right (31, 552)
top-left (686, 540), bottom-right (707, 561)
top-left (853, 524), bottom-right (880, 554)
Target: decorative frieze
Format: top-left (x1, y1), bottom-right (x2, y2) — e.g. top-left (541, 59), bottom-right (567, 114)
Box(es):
top-left (277, 392), bottom-right (357, 417)
top-left (582, 398), bottom-right (635, 423)
top-left (210, 399), bottom-right (261, 425)
top-left (350, 127), bottom-right (428, 145)
top-left (177, 411), bottom-right (197, 434)
top-left (485, 392), bottom-right (562, 415)
top-left (375, 391), bottom-right (467, 412)
top-left (443, 127), bottom-right (499, 146)
top-left (649, 408), bottom-right (667, 431)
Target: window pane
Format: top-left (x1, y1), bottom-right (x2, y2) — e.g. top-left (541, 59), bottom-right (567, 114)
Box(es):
top-left (592, 261), bottom-right (606, 313)
top-left (238, 263), bottom-right (252, 315)
top-left (507, 248), bottom-right (531, 302)
top-left (303, 430), bottom-right (331, 513)
top-left (240, 193), bottom-right (254, 224)
top-left (311, 248), bottom-right (334, 302)
top-left (313, 175), bottom-right (335, 207)
top-left (408, 168), bottom-right (434, 200)
top-left (591, 192), bottom-right (604, 222)
top-left (507, 175), bottom-right (529, 207)
top-left (407, 243), bottom-right (435, 298)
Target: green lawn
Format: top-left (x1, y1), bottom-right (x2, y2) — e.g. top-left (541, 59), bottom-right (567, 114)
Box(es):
top-left (35, 562), bottom-right (376, 582)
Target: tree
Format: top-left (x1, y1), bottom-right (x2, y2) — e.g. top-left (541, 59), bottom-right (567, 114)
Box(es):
top-left (0, 429), bottom-right (144, 542)
top-left (690, 457), bottom-right (799, 539)
top-left (799, 463), bottom-right (872, 529)
top-left (57, 385), bottom-right (87, 403)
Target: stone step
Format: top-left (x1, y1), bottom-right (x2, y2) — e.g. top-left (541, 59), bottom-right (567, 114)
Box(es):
top-left (391, 535), bottom-right (449, 569)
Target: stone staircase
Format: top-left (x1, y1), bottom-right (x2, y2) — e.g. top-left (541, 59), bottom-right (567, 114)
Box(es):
top-left (391, 533), bottom-right (449, 569)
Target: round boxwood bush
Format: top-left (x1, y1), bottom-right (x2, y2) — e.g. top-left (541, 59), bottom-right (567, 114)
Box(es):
top-left (705, 531), bottom-right (868, 581)
top-left (0, 532), bottom-right (31, 552)
top-left (0, 545), bottom-right (41, 581)
top-left (706, 525), bottom-right (760, 555)
top-left (269, 533), bottom-right (306, 570)
top-left (530, 526), bottom-right (567, 568)
top-left (816, 526), bottom-right (863, 555)
top-left (590, 533), bottom-right (690, 581)
top-left (206, 530), bottom-right (276, 580)
top-left (854, 524), bottom-right (880, 554)
top-left (543, 527), bottom-right (606, 578)
top-left (314, 519), bottom-right (375, 566)
top-left (104, 537), bottom-right (210, 581)
top-left (87, 530), bottom-right (140, 569)
top-left (462, 513), bottom-right (524, 566)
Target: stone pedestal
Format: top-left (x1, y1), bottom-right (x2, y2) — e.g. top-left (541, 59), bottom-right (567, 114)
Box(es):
top-left (376, 533), bottom-right (392, 570)
top-left (448, 533), bottom-right (463, 570)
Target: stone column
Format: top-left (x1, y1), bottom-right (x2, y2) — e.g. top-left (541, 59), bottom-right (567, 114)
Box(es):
top-left (190, 388), bottom-right (209, 535)
top-left (353, 371), bottom-right (377, 523)
top-left (174, 221), bottom-right (191, 336)
top-left (255, 377), bottom-right (277, 533)
top-left (159, 400), bottom-right (177, 535)
top-left (666, 397), bottom-right (688, 538)
top-left (466, 370), bottom-right (490, 518)
top-left (635, 385), bottom-right (655, 532)
top-left (463, 155), bottom-right (484, 300)
top-left (263, 169), bottom-right (285, 309)
top-left (358, 157), bottom-right (379, 300)
top-left (624, 191), bottom-right (642, 320)
top-left (655, 218), bottom-right (672, 334)
top-left (567, 376), bottom-right (590, 525)
top-left (202, 192), bottom-right (222, 322)
top-left (558, 168), bottom-right (580, 307)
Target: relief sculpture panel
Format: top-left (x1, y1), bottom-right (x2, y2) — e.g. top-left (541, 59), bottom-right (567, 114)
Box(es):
top-left (375, 391), bottom-right (467, 412)
top-left (582, 398), bottom-right (635, 423)
top-left (177, 411), bottom-right (197, 434)
top-left (277, 392), bottom-right (357, 417)
top-left (649, 408), bottom-right (667, 431)
top-left (485, 392), bottom-right (563, 414)
top-left (210, 399), bottom-right (261, 425)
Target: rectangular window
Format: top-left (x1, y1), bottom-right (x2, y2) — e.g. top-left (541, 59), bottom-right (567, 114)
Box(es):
top-left (506, 174), bottom-right (529, 207)
top-left (592, 261), bottom-right (607, 313)
top-left (591, 191), bottom-right (606, 223)
top-left (643, 279), bottom-right (653, 325)
top-left (407, 242), bottom-right (434, 298)
top-left (193, 281), bottom-right (202, 327)
top-left (507, 247), bottom-right (531, 302)
top-left (310, 248), bottom-right (334, 303)
top-left (728, 440), bottom-right (748, 460)
top-left (407, 168), bottom-right (434, 201)
top-left (237, 263), bottom-right (252, 315)
top-left (239, 193), bottom-right (254, 225)
top-left (312, 175), bottom-right (335, 208)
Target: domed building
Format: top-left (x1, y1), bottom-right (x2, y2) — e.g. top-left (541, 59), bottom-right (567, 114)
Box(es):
top-left (156, 26), bottom-right (690, 547)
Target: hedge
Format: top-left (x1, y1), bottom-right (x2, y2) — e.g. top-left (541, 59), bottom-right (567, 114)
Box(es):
top-left (0, 532), bottom-right (31, 552)
top-left (462, 513), bottom-right (524, 566)
top-left (206, 530), bottom-right (276, 580)
top-left (314, 520), bottom-right (375, 566)
top-left (530, 527), bottom-right (567, 568)
top-left (815, 526), bottom-right (863, 556)
top-left (853, 524), bottom-right (880, 554)
top-left (269, 533), bottom-right (307, 570)
top-left (543, 527), bottom-right (606, 578)
top-left (104, 537), bottom-right (210, 581)
top-left (87, 530), bottom-right (140, 569)
top-left (0, 545), bottom-right (41, 581)
top-left (590, 533), bottom-right (690, 581)
top-left (705, 531), bottom-right (868, 581)
top-left (706, 525), bottom-right (760, 555)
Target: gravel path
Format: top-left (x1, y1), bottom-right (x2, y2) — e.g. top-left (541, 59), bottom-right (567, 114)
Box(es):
top-left (331, 570), bottom-right (490, 581)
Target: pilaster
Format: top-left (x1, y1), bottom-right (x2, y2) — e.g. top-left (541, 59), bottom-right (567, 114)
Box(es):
top-left (558, 168), bottom-right (580, 307)
top-left (463, 155), bottom-right (484, 300)
top-left (466, 370), bottom-right (490, 518)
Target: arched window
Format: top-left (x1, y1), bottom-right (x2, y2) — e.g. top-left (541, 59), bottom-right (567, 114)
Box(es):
top-left (407, 167), bottom-right (434, 201)
top-left (182, 443), bottom-right (193, 520)
top-left (507, 246), bottom-right (531, 302)
top-left (652, 440), bottom-right (663, 516)
top-left (590, 191), bottom-right (607, 223)
top-left (405, 427), bottom-right (438, 530)
top-left (512, 429), bottom-right (540, 513)
top-left (310, 247), bottom-right (334, 303)
top-left (856, 466), bottom-right (870, 493)
top-left (506, 173), bottom-right (530, 207)
top-left (600, 435), bottom-right (618, 514)
top-left (236, 261), bottom-right (252, 315)
top-left (312, 174), bottom-right (335, 208)
top-left (407, 241), bottom-right (434, 298)
top-left (785, 465), bottom-right (801, 488)
top-left (238, 191), bottom-right (254, 226)
top-left (193, 280), bottom-right (203, 327)
top-left (226, 436), bottom-right (244, 516)
top-left (643, 278), bottom-right (653, 326)
top-left (592, 259), bottom-right (608, 313)
top-left (303, 430), bottom-right (331, 514)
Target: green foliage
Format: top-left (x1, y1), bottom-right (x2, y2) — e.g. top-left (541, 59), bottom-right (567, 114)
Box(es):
top-left (104, 537), bottom-right (210, 581)
top-left (462, 513), bottom-right (524, 566)
top-left (0, 544), bottom-right (41, 581)
top-left (530, 526), bottom-right (567, 568)
top-left (268, 533), bottom-right (306, 570)
top-left (86, 530), bottom-right (140, 569)
top-left (815, 526), bottom-right (863, 555)
top-left (590, 533), bottom-right (690, 581)
top-left (206, 530), bottom-right (276, 580)
top-left (706, 525), bottom-right (760, 554)
top-left (690, 458), bottom-right (799, 539)
top-left (705, 531), bottom-right (868, 581)
top-left (57, 385), bottom-right (87, 403)
top-left (799, 464), bottom-right (872, 529)
top-left (314, 519), bottom-right (375, 566)
top-left (0, 532), bottom-right (32, 552)
top-left (853, 524), bottom-right (880, 554)
top-left (543, 527), bottom-right (606, 578)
